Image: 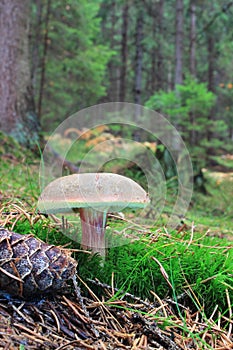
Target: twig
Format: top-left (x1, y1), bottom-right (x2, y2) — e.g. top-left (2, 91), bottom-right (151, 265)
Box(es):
top-left (87, 278), bottom-right (155, 308)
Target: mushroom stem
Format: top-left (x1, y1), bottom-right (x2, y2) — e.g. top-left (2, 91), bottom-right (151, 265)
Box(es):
top-left (79, 208), bottom-right (107, 256)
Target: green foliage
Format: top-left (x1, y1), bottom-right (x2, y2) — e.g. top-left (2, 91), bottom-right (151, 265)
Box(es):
top-left (31, 0), bottom-right (114, 130)
top-left (210, 155), bottom-right (233, 170)
top-left (146, 77), bottom-right (216, 135)
top-left (27, 0), bottom-right (233, 158)
top-left (145, 77), bottom-right (231, 163)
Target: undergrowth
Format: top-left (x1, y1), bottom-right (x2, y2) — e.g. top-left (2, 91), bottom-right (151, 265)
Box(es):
top-left (6, 215), bottom-right (233, 319)
top-left (0, 132), bottom-right (233, 335)
top-left (78, 229), bottom-right (233, 316)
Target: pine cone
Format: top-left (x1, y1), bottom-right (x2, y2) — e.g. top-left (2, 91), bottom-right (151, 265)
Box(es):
top-left (0, 227), bottom-right (77, 298)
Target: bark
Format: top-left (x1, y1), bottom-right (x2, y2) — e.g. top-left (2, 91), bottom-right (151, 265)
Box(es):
top-left (207, 32), bottom-right (215, 141)
top-left (207, 35), bottom-right (215, 93)
top-left (107, 0), bottom-right (119, 101)
top-left (31, 0), bottom-right (43, 95)
top-left (133, 7), bottom-right (144, 139)
top-left (189, 0), bottom-right (196, 145)
top-left (38, 0), bottom-right (51, 120)
top-left (150, 0), bottom-right (164, 93)
top-left (157, 0), bottom-right (164, 90)
top-left (175, 0), bottom-right (183, 86)
top-left (134, 9), bottom-right (143, 107)
top-left (150, 16), bottom-right (156, 93)
top-left (189, 1), bottom-right (196, 77)
top-left (0, 0), bottom-right (39, 146)
top-left (119, 2), bottom-right (129, 102)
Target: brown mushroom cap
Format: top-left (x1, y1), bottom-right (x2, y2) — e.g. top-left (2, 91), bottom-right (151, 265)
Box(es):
top-left (38, 173), bottom-right (149, 214)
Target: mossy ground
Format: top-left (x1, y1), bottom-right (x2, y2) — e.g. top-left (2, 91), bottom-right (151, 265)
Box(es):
top-left (0, 132), bottom-right (232, 333)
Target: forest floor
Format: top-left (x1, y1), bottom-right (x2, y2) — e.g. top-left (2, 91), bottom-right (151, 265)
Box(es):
top-left (0, 132), bottom-right (233, 349)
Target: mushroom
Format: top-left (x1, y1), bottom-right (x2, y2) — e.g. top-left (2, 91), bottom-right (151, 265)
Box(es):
top-left (37, 173), bottom-right (149, 256)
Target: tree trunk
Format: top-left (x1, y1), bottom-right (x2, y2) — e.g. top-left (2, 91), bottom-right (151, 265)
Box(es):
top-left (0, 0), bottom-right (39, 146)
top-left (144, 0), bottom-right (164, 95)
top-left (30, 0), bottom-right (43, 97)
top-left (148, 7), bottom-right (158, 95)
top-left (189, 0), bottom-right (196, 145)
top-left (133, 6), bottom-right (144, 139)
top-left (106, 0), bottom-right (119, 101)
top-left (207, 32), bottom-right (215, 142)
top-left (134, 9), bottom-right (143, 107)
top-left (37, 0), bottom-right (51, 120)
top-left (189, 0), bottom-right (196, 77)
top-left (175, 0), bottom-right (183, 86)
top-left (207, 35), bottom-right (215, 93)
top-left (157, 0), bottom-right (164, 90)
top-left (119, 2), bottom-right (129, 102)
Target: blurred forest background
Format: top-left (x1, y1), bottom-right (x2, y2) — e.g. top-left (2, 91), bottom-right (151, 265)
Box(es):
top-left (0, 0), bottom-right (233, 167)
top-left (33, 0), bottom-right (233, 151)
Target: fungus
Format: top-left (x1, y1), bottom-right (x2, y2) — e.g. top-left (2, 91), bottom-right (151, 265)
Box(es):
top-left (38, 173), bottom-right (149, 256)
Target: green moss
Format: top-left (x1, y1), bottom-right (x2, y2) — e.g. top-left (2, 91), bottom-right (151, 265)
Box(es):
top-left (77, 228), bottom-right (233, 316)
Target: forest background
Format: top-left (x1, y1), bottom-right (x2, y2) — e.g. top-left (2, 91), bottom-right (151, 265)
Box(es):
top-left (0, 2), bottom-right (233, 346)
top-left (32, 0), bottom-right (233, 161)
top-left (0, 0), bottom-right (233, 166)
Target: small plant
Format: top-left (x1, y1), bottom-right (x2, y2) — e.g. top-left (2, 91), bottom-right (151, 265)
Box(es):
top-left (145, 77), bottom-right (228, 166)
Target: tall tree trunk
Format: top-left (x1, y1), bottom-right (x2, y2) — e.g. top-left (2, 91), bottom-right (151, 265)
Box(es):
top-left (0, 0), bottom-right (39, 146)
top-left (175, 0), bottom-right (183, 86)
top-left (143, 0), bottom-right (164, 94)
top-left (134, 9), bottom-right (143, 107)
top-left (207, 32), bottom-right (215, 142)
top-left (119, 2), bottom-right (129, 102)
top-left (133, 6), bottom-right (144, 140)
top-left (38, 0), bottom-right (51, 120)
top-left (157, 0), bottom-right (164, 90)
top-left (31, 0), bottom-right (43, 97)
top-left (107, 0), bottom-right (118, 101)
top-left (189, 0), bottom-right (196, 145)
top-left (189, 0), bottom-right (196, 77)
top-left (207, 35), bottom-right (215, 93)
top-left (150, 18), bottom-right (156, 94)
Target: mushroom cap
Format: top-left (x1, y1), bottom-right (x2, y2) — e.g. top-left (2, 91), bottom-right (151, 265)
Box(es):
top-left (38, 173), bottom-right (149, 214)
